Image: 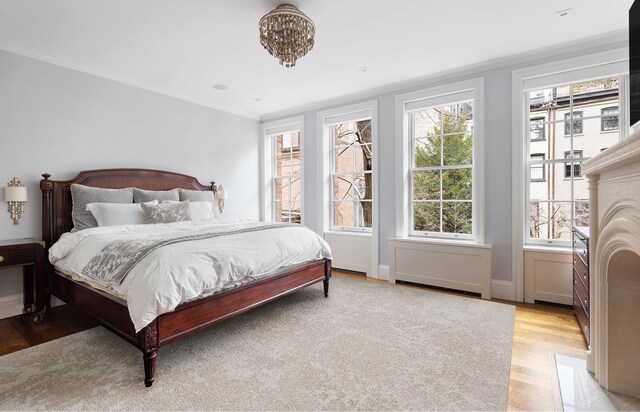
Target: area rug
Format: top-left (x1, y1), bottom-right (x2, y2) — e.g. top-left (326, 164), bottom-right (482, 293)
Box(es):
top-left (0, 276), bottom-right (515, 411)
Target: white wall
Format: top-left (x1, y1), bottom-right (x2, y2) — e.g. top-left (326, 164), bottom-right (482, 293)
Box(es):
top-left (265, 37), bottom-right (628, 284)
top-left (0, 50), bottom-right (259, 308)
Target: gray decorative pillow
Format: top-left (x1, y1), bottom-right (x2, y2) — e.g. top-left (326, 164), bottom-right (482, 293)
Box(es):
top-left (141, 202), bottom-right (191, 224)
top-left (133, 188), bottom-right (180, 203)
top-left (71, 184), bottom-right (133, 232)
top-left (179, 189), bottom-right (215, 202)
top-left (179, 189), bottom-right (218, 216)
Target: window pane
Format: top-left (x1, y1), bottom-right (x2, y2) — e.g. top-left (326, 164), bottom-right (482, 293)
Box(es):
top-left (529, 163), bottom-right (572, 202)
top-left (413, 109), bottom-right (439, 138)
top-left (352, 173), bottom-right (372, 200)
top-left (574, 117), bottom-right (620, 159)
top-left (413, 202), bottom-right (440, 232)
top-left (442, 202), bottom-right (472, 234)
top-left (442, 103), bottom-right (473, 133)
top-left (333, 175), bottom-right (352, 202)
top-left (289, 131), bottom-right (301, 152)
top-left (334, 146), bottom-right (356, 173)
top-left (564, 111), bottom-right (583, 135)
top-left (443, 134), bottom-right (473, 166)
top-left (574, 201), bottom-right (589, 227)
top-left (413, 170), bottom-right (440, 200)
top-left (529, 201), bottom-right (572, 241)
top-left (275, 154), bottom-right (292, 177)
top-left (442, 168), bottom-right (472, 200)
top-left (279, 178), bottom-right (292, 204)
top-left (290, 152), bottom-right (301, 176)
top-left (274, 201), bottom-right (285, 222)
top-left (290, 178), bottom-right (302, 223)
top-left (333, 201), bottom-right (370, 228)
top-left (414, 137), bottom-right (441, 168)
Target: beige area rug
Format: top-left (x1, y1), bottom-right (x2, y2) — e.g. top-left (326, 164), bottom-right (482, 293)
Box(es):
top-left (0, 276), bottom-right (515, 411)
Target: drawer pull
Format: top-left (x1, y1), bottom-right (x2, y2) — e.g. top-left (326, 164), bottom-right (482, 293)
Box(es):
top-left (0, 256), bottom-right (4, 263)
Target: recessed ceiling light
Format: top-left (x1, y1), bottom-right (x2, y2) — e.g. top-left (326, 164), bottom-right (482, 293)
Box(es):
top-left (253, 98), bottom-right (263, 102)
top-left (556, 8), bottom-right (572, 17)
top-left (358, 66), bottom-right (369, 72)
top-left (212, 84), bottom-right (229, 91)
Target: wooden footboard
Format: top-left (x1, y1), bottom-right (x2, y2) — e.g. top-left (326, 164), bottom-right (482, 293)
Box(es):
top-left (48, 258), bottom-right (331, 386)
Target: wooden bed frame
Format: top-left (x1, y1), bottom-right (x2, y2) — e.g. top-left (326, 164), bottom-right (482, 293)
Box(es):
top-left (38, 168), bottom-right (331, 387)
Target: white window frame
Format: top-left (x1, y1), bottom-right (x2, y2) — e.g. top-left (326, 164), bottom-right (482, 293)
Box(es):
top-left (511, 48), bottom-right (629, 301)
top-left (317, 100), bottom-right (379, 276)
top-left (259, 116), bottom-right (304, 224)
top-left (395, 78), bottom-right (485, 243)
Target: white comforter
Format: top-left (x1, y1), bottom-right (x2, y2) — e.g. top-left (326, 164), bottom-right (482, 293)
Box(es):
top-left (49, 221), bottom-right (332, 332)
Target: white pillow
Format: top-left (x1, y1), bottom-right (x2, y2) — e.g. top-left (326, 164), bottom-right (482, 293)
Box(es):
top-left (86, 200), bottom-right (158, 227)
top-left (163, 200), bottom-right (215, 222)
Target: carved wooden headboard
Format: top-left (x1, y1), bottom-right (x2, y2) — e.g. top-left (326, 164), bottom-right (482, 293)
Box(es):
top-left (40, 168), bottom-right (217, 248)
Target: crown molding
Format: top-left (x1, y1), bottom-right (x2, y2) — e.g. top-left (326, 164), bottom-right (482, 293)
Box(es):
top-left (261, 29), bottom-right (628, 122)
top-left (0, 39), bottom-right (260, 121)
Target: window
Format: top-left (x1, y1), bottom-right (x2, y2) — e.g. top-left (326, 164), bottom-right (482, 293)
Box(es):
top-left (564, 150), bottom-right (583, 178)
top-left (526, 75), bottom-right (623, 245)
top-left (530, 117), bottom-right (546, 141)
top-left (260, 117), bottom-right (304, 224)
top-left (273, 131), bottom-right (302, 223)
top-left (601, 106), bottom-right (619, 131)
top-left (397, 79), bottom-right (483, 241)
top-left (409, 102), bottom-right (474, 237)
top-left (329, 119), bottom-right (373, 230)
top-left (564, 111), bottom-right (583, 135)
top-left (530, 154), bottom-right (545, 181)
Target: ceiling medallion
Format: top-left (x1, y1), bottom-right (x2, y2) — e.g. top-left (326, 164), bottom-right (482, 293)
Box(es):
top-left (259, 4), bottom-right (315, 68)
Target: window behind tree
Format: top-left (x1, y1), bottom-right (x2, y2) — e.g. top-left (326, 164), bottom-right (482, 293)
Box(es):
top-left (409, 101), bottom-right (474, 237)
top-left (601, 106), bottom-right (619, 131)
top-left (527, 76), bottom-right (621, 245)
top-left (273, 131), bottom-right (302, 223)
top-left (330, 120), bottom-right (372, 230)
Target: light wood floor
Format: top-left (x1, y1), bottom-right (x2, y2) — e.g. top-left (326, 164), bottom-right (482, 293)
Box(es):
top-left (0, 271), bottom-right (586, 411)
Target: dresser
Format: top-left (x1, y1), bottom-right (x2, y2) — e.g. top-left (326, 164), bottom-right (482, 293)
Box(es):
top-left (572, 226), bottom-right (590, 345)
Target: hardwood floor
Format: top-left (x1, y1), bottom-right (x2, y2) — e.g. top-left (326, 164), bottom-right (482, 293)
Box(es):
top-left (0, 271), bottom-right (586, 411)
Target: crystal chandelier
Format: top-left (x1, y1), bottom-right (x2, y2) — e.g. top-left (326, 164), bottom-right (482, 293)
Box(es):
top-left (259, 4), bottom-right (315, 68)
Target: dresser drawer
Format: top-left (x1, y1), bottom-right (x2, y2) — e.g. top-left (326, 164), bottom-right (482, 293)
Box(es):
top-left (573, 252), bottom-right (589, 288)
top-left (0, 248), bottom-right (35, 268)
top-left (573, 236), bottom-right (589, 266)
top-left (573, 269), bottom-right (589, 314)
top-left (574, 288), bottom-right (590, 345)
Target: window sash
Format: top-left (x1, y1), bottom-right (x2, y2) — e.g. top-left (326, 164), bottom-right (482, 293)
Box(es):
top-left (271, 131), bottom-right (302, 223)
top-left (329, 119), bottom-right (373, 231)
top-left (408, 101), bottom-right (475, 239)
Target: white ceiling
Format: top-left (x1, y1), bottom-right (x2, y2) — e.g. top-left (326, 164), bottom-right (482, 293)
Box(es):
top-left (0, 0), bottom-right (633, 119)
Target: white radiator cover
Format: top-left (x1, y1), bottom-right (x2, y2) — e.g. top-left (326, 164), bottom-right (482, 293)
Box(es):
top-left (389, 238), bottom-right (492, 299)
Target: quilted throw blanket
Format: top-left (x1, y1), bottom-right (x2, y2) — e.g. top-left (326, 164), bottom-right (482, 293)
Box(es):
top-left (82, 222), bottom-right (293, 286)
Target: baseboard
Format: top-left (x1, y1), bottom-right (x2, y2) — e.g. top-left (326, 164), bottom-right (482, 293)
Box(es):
top-left (377, 265), bottom-right (390, 281)
top-left (491, 279), bottom-right (515, 301)
top-left (0, 294), bottom-right (65, 320)
top-left (0, 294), bottom-right (24, 319)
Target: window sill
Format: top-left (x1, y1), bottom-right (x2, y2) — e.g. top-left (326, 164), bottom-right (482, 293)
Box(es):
top-left (524, 244), bottom-right (572, 254)
top-left (325, 230), bottom-right (372, 238)
top-left (389, 236), bottom-right (491, 249)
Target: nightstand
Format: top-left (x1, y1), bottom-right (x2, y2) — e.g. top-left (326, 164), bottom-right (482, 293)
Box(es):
top-left (0, 238), bottom-right (46, 316)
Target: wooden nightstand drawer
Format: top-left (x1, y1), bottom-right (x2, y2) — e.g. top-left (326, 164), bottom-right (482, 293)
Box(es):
top-left (0, 248), bottom-right (35, 268)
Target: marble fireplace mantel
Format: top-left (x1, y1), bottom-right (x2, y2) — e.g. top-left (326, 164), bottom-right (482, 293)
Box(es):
top-left (583, 129), bottom-right (640, 398)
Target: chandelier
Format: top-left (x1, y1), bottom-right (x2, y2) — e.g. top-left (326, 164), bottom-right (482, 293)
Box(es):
top-left (259, 4), bottom-right (315, 68)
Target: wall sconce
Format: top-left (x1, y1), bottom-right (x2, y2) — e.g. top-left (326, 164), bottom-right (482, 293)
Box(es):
top-left (217, 185), bottom-right (227, 212)
top-left (5, 177), bottom-right (28, 224)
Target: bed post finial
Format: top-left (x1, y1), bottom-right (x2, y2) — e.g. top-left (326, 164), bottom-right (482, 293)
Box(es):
top-left (210, 181), bottom-right (217, 193)
top-left (40, 173), bottom-right (54, 249)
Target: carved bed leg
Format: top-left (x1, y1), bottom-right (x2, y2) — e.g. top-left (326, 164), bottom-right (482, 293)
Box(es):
top-left (143, 350), bottom-right (157, 387)
top-left (139, 321), bottom-right (158, 387)
top-left (324, 259), bottom-right (332, 298)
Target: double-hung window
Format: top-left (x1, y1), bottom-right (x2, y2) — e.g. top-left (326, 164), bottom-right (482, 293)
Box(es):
top-left (525, 72), bottom-right (626, 245)
top-left (397, 79), bottom-right (484, 241)
top-left (327, 115), bottom-right (373, 231)
top-left (261, 117), bottom-right (303, 224)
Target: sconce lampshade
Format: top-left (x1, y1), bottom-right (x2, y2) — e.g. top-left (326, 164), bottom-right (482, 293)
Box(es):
top-left (218, 190), bottom-right (227, 200)
top-left (5, 186), bottom-right (28, 202)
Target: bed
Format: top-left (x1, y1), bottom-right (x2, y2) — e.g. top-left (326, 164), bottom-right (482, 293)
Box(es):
top-left (37, 168), bottom-right (332, 387)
